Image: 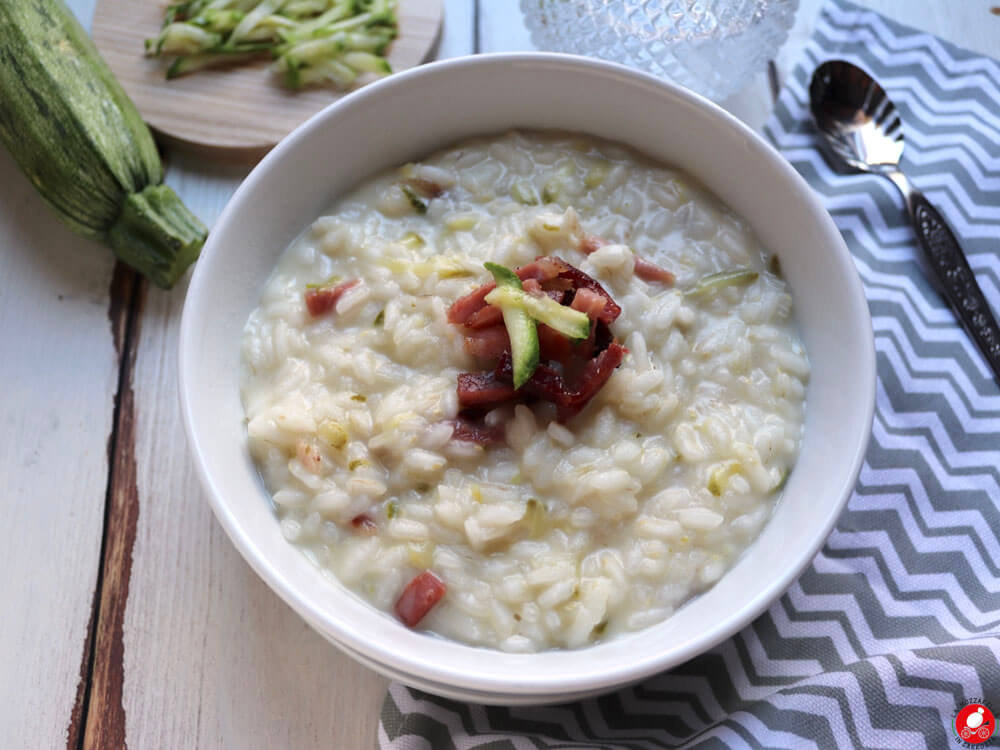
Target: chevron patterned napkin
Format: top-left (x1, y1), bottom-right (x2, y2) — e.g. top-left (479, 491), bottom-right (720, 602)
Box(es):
top-left (379, 0), bottom-right (1000, 746)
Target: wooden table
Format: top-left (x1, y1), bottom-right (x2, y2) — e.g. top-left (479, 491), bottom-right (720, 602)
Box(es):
top-left (3, 2), bottom-right (997, 747)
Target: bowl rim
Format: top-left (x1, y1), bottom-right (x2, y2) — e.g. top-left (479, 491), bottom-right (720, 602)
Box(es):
top-left (179, 51), bottom-right (876, 698)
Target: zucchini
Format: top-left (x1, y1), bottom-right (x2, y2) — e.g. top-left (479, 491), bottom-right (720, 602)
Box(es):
top-left (400, 185), bottom-right (428, 214)
top-left (484, 263), bottom-right (538, 389)
top-left (342, 50), bottom-right (391, 75)
top-left (0, 0), bottom-right (207, 288)
top-left (149, 22), bottom-right (222, 56)
top-left (485, 285), bottom-right (590, 341)
top-left (688, 268), bottom-right (759, 297)
top-left (168, 50), bottom-right (268, 79)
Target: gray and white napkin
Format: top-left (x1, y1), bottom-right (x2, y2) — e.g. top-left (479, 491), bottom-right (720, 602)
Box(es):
top-left (380, 0), bottom-right (1000, 746)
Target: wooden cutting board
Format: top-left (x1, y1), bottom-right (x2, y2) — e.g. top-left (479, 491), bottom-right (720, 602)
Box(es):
top-left (91, 0), bottom-right (443, 160)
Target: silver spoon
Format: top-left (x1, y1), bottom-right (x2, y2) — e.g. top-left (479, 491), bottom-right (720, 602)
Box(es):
top-left (809, 59), bottom-right (1000, 381)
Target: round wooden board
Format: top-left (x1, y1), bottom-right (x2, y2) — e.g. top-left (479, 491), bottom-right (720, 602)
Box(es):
top-left (91, 0), bottom-right (443, 159)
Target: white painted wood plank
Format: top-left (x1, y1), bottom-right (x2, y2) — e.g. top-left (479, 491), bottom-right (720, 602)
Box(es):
top-left (0, 134), bottom-right (116, 745)
top-left (437, 0), bottom-right (476, 58)
top-left (478, 2), bottom-right (533, 52)
top-left (122, 272), bottom-right (387, 750)
top-left (0, 0), bottom-right (122, 744)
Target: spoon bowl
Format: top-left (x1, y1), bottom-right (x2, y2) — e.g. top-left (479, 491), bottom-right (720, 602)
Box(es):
top-left (809, 59), bottom-right (1000, 382)
top-left (809, 60), bottom-right (905, 174)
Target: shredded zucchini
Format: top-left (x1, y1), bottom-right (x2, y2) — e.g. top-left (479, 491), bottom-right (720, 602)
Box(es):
top-left (511, 181), bottom-right (541, 205)
top-left (445, 213), bottom-right (478, 232)
top-left (378, 256), bottom-right (473, 279)
top-left (585, 161), bottom-right (610, 188)
top-left (401, 185), bottom-right (428, 214)
top-left (523, 498), bottom-right (548, 538)
top-left (400, 231), bottom-right (425, 248)
top-left (305, 273), bottom-right (342, 289)
top-left (688, 268), bottom-right (759, 297)
top-left (317, 419), bottom-right (347, 449)
top-left (147, 0), bottom-right (397, 88)
top-left (406, 542), bottom-right (433, 568)
top-left (707, 460), bottom-right (740, 496)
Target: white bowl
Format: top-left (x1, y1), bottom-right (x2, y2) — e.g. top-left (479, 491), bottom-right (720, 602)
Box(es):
top-left (179, 53), bottom-right (875, 705)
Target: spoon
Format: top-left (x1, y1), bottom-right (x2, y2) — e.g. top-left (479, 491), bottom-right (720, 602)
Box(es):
top-left (809, 59), bottom-right (1000, 381)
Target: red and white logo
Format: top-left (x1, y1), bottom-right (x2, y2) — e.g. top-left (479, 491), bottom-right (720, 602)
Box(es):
top-left (955, 702), bottom-right (995, 744)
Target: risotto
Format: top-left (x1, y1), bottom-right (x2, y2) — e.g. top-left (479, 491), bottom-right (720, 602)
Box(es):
top-left (240, 131), bottom-right (809, 652)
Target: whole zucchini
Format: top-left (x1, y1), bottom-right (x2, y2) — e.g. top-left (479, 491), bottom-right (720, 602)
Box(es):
top-left (0, 0), bottom-right (207, 288)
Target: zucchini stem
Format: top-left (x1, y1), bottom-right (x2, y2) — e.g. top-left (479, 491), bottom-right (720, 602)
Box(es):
top-left (106, 185), bottom-right (208, 289)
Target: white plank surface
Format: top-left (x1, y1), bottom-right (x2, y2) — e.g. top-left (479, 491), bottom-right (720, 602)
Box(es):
top-left (0, 0), bottom-right (121, 744)
top-left (122, 268), bottom-right (389, 749)
top-left (0, 132), bottom-right (117, 744)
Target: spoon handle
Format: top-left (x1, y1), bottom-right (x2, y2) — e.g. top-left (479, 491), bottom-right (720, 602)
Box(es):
top-left (908, 191), bottom-right (1000, 380)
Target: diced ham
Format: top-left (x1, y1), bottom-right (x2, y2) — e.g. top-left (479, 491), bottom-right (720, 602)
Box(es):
top-left (456, 371), bottom-right (518, 409)
top-left (516, 256), bottom-right (568, 282)
top-left (523, 277), bottom-right (567, 304)
top-left (521, 278), bottom-right (543, 295)
top-left (582, 236), bottom-right (674, 284)
top-left (463, 325), bottom-right (510, 360)
top-left (449, 418), bottom-right (505, 445)
top-left (494, 341), bottom-right (627, 422)
top-left (555, 261), bottom-right (621, 323)
top-left (578, 234), bottom-right (608, 255)
top-left (447, 282), bottom-right (495, 325)
top-left (464, 304), bottom-right (503, 329)
top-left (448, 256), bottom-right (628, 435)
top-left (566, 316), bottom-right (604, 363)
top-left (538, 323), bottom-right (572, 362)
top-left (570, 287), bottom-right (607, 321)
top-left (541, 276), bottom-right (575, 293)
top-left (448, 258), bottom-right (573, 326)
top-left (634, 257), bottom-right (676, 284)
top-left (305, 278), bottom-right (360, 317)
top-left (350, 514), bottom-right (378, 535)
top-left (395, 570), bottom-right (447, 627)
top-left (562, 341), bottom-right (627, 419)
top-left (591, 318), bottom-right (614, 355)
